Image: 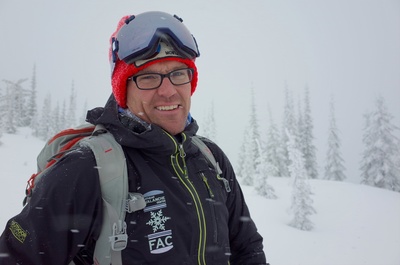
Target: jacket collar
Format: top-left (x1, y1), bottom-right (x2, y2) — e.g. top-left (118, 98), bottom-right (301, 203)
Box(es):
top-left (86, 94), bottom-right (199, 156)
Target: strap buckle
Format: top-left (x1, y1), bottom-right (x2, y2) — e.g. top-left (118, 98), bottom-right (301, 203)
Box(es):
top-left (125, 192), bottom-right (146, 213)
top-left (109, 220), bottom-right (128, 251)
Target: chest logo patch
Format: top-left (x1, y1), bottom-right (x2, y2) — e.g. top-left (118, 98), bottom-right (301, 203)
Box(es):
top-left (144, 190), bottom-right (174, 254)
top-left (146, 209), bottom-right (171, 233)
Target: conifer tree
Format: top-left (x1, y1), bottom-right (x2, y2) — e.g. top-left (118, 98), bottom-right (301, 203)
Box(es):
top-left (237, 86), bottom-right (261, 185)
top-left (27, 64), bottom-right (38, 128)
top-left (287, 130), bottom-right (316, 231)
top-left (324, 97), bottom-right (346, 181)
top-left (0, 87), bottom-right (3, 140)
top-left (301, 86), bottom-right (318, 179)
top-left (66, 81), bottom-right (77, 128)
top-left (31, 112), bottom-right (39, 138)
top-left (236, 133), bottom-right (249, 179)
top-left (60, 100), bottom-right (67, 128)
top-left (50, 102), bottom-right (61, 137)
top-left (360, 112), bottom-right (373, 182)
top-left (280, 85), bottom-right (296, 177)
top-left (254, 139), bottom-right (277, 199)
top-left (296, 98), bottom-right (305, 150)
top-left (265, 107), bottom-right (285, 177)
top-left (201, 101), bottom-right (217, 142)
top-left (38, 94), bottom-right (53, 140)
top-left (10, 79), bottom-right (29, 127)
top-left (80, 100), bottom-right (88, 124)
top-left (0, 119), bottom-right (2, 144)
top-left (360, 96), bottom-right (400, 192)
top-left (1, 79), bottom-right (23, 133)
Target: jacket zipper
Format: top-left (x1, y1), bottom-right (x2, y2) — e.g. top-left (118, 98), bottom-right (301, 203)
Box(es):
top-left (166, 133), bottom-right (207, 265)
top-left (200, 172), bottom-right (218, 244)
top-left (200, 173), bottom-right (214, 198)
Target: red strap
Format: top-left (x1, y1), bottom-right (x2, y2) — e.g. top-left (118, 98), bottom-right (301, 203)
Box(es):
top-left (48, 126), bottom-right (95, 144)
top-left (26, 135), bottom-right (87, 194)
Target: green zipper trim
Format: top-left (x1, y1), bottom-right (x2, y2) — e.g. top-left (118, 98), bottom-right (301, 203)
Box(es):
top-left (165, 132), bottom-right (207, 265)
top-left (200, 173), bottom-right (215, 198)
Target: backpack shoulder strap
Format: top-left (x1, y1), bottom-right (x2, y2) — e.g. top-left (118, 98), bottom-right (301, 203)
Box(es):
top-left (79, 125), bottom-right (128, 265)
top-left (191, 136), bottom-right (231, 192)
top-left (191, 136), bottom-right (222, 174)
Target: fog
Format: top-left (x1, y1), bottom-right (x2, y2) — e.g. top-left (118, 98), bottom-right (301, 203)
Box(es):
top-left (1, 0), bottom-right (399, 182)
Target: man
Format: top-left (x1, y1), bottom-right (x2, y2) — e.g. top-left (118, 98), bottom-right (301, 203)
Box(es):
top-left (0, 11), bottom-right (267, 264)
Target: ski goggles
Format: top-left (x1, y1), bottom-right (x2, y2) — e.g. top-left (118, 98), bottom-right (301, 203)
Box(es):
top-left (111, 11), bottom-right (200, 74)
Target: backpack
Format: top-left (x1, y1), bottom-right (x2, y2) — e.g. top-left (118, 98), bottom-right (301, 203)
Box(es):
top-left (24, 123), bottom-right (227, 265)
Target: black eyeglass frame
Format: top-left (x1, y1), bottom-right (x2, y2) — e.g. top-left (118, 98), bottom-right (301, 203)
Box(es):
top-left (129, 68), bottom-right (194, 90)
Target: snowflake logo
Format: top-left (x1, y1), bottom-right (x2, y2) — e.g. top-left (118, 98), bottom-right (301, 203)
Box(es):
top-left (146, 209), bottom-right (171, 233)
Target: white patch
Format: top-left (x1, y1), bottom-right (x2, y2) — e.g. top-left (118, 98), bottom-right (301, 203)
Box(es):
top-left (144, 190), bottom-right (174, 254)
top-left (146, 209), bottom-right (171, 233)
top-left (148, 230), bottom-right (173, 254)
top-left (144, 190), bottom-right (167, 212)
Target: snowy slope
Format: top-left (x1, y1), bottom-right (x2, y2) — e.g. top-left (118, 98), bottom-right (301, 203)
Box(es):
top-left (0, 129), bottom-right (399, 265)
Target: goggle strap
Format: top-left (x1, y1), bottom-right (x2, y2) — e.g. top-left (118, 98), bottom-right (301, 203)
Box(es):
top-left (167, 37), bottom-right (196, 59)
top-left (173, 14), bottom-right (183, 23)
top-left (192, 35), bottom-right (200, 57)
top-left (112, 37), bottom-right (119, 63)
top-left (125, 15), bottom-right (135, 24)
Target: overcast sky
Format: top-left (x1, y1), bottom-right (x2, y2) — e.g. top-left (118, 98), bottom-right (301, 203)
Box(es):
top-left (1, 0), bottom-right (399, 182)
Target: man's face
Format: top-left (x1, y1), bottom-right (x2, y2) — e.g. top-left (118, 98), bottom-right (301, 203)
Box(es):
top-left (126, 60), bottom-right (192, 135)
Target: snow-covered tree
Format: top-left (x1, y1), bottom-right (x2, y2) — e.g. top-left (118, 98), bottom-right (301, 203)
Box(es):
top-left (60, 100), bottom-right (67, 128)
top-left (27, 64), bottom-right (38, 128)
top-left (10, 79), bottom-right (29, 127)
top-left (301, 86), bottom-right (318, 179)
top-left (324, 97), bottom-right (346, 181)
top-left (265, 107), bottom-right (286, 177)
top-left (237, 134), bottom-right (251, 182)
top-left (66, 81), bottom-right (77, 128)
top-left (0, 87), bottom-right (3, 140)
top-left (254, 139), bottom-right (277, 199)
top-left (80, 100), bottom-right (88, 124)
top-left (360, 96), bottom-right (400, 192)
top-left (287, 130), bottom-right (316, 231)
top-left (296, 98), bottom-right (305, 150)
top-left (280, 85), bottom-right (296, 177)
top-left (37, 93), bottom-right (53, 140)
top-left (49, 102), bottom-right (61, 137)
top-left (1, 79), bottom-right (27, 133)
top-left (201, 101), bottom-right (217, 142)
top-left (237, 86), bottom-right (261, 185)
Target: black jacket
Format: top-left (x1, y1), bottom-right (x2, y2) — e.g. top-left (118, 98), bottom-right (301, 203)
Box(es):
top-left (0, 96), bottom-right (267, 265)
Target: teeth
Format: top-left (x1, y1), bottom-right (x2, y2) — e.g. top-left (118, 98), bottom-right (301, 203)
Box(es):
top-left (157, 105), bottom-right (179, 111)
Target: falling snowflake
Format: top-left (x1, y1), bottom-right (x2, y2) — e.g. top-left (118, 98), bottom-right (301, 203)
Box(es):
top-left (146, 209), bottom-right (171, 233)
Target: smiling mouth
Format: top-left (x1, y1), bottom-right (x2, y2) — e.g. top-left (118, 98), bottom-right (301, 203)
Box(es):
top-left (156, 105), bottom-right (181, 111)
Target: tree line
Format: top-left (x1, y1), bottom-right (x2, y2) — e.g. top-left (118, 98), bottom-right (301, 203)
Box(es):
top-left (0, 65), bottom-right (87, 142)
top-left (200, 84), bottom-right (400, 230)
top-left (1, 65), bottom-right (399, 230)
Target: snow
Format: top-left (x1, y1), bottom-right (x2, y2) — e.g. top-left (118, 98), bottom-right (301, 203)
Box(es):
top-left (1, 129), bottom-right (400, 265)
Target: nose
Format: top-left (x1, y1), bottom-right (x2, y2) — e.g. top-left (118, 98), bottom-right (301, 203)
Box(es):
top-left (156, 76), bottom-right (177, 98)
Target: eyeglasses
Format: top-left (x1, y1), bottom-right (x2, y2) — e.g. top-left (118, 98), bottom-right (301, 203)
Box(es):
top-left (129, 68), bottom-right (194, 90)
top-left (111, 11), bottom-right (200, 75)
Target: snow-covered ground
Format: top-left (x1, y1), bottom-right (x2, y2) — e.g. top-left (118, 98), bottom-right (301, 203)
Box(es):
top-left (1, 128), bottom-right (399, 265)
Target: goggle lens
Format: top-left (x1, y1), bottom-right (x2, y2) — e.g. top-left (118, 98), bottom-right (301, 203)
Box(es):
top-left (114, 11), bottom-right (200, 66)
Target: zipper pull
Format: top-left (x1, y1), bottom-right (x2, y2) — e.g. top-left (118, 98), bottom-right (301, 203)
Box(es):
top-left (179, 144), bottom-right (186, 158)
top-left (200, 173), bottom-right (215, 198)
top-left (178, 143), bottom-right (189, 177)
